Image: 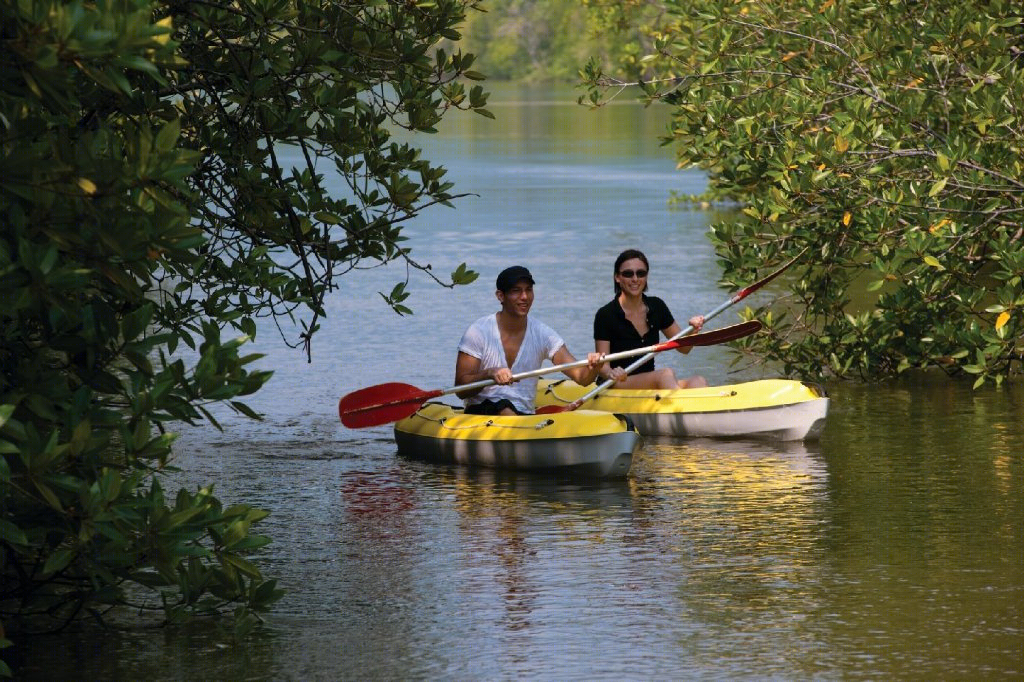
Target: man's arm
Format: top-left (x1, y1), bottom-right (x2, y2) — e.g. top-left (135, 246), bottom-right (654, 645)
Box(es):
top-left (455, 351), bottom-right (511, 398)
top-left (553, 345), bottom-right (604, 386)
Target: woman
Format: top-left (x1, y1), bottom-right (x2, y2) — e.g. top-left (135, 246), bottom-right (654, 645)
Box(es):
top-left (593, 249), bottom-right (708, 389)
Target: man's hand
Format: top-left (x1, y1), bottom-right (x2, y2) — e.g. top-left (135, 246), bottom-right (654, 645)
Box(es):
top-left (490, 367), bottom-right (514, 384)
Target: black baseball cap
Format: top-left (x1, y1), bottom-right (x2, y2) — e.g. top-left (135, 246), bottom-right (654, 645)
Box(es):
top-left (495, 265), bottom-right (535, 292)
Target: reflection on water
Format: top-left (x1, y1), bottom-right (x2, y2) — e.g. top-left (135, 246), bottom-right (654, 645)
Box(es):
top-left (10, 85), bottom-right (1024, 680)
top-left (14, 400), bottom-right (1024, 679)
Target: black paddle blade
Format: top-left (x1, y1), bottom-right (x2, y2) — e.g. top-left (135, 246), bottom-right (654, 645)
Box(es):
top-left (338, 382), bottom-right (438, 428)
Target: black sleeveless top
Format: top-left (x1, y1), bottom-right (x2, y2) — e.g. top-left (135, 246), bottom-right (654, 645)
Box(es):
top-left (593, 295), bottom-right (674, 375)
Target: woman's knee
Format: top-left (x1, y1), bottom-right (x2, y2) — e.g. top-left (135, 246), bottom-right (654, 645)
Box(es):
top-left (679, 375), bottom-right (708, 389)
top-left (656, 369), bottom-right (678, 389)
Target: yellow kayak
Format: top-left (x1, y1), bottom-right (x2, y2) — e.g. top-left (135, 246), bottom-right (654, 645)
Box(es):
top-left (393, 402), bottom-right (641, 478)
top-left (536, 378), bottom-right (828, 441)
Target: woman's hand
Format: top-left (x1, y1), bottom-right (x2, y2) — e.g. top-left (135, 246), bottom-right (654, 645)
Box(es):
top-left (689, 315), bottom-right (705, 333)
top-left (608, 367), bottom-right (628, 383)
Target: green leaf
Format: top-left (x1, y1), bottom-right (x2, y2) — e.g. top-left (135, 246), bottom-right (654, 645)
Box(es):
top-left (230, 401), bottom-right (262, 419)
top-left (0, 519), bottom-right (28, 546)
top-left (155, 118), bottom-right (182, 152)
top-left (42, 546), bottom-right (76, 575)
top-left (222, 553), bottom-right (262, 578)
top-left (34, 481), bottom-right (64, 511)
top-left (0, 404), bottom-right (15, 429)
top-left (165, 506), bottom-right (206, 529)
top-left (451, 262), bottom-right (479, 285)
top-left (122, 303), bottom-right (154, 341)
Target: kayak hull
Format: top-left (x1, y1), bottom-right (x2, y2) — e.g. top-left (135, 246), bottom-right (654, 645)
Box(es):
top-left (537, 379), bottom-right (829, 441)
top-left (394, 403), bottom-right (640, 479)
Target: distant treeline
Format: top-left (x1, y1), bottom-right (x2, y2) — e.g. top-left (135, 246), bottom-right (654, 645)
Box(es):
top-left (455, 0), bottom-right (648, 81)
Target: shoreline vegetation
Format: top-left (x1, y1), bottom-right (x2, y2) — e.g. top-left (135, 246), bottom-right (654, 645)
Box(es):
top-left (448, 0), bottom-right (652, 83)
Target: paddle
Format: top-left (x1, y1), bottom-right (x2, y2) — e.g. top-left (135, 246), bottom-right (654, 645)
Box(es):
top-left (338, 320), bottom-right (762, 428)
top-left (535, 249), bottom-right (806, 414)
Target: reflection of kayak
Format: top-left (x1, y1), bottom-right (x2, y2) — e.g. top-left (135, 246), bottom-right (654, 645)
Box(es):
top-left (640, 437), bottom-right (826, 487)
top-left (394, 403), bottom-right (640, 478)
top-left (536, 379), bottom-right (829, 441)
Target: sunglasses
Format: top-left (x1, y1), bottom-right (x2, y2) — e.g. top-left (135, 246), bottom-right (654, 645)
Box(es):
top-left (618, 269), bottom-right (648, 279)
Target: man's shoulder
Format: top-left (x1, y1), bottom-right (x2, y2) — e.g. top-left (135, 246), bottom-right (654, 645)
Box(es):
top-left (459, 313), bottom-right (496, 346)
top-left (527, 316), bottom-right (563, 343)
top-left (527, 315), bottom-right (554, 333)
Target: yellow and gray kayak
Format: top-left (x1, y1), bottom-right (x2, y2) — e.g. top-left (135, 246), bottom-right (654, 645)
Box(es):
top-left (393, 402), bottom-right (640, 478)
top-left (536, 379), bottom-right (828, 441)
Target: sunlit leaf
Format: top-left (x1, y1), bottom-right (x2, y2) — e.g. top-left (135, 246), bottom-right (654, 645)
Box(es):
top-left (154, 16), bottom-right (173, 45)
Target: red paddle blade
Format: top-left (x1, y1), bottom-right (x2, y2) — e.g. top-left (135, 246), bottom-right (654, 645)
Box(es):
top-left (536, 404), bottom-right (569, 415)
top-left (669, 320), bottom-right (762, 347)
top-left (338, 382), bottom-right (440, 429)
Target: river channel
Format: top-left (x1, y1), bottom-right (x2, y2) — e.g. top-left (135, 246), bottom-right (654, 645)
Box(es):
top-left (14, 84), bottom-right (1024, 680)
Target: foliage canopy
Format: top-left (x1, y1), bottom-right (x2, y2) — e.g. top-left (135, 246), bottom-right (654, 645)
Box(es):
top-left (584, 0), bottom-right (1024, 385)
top-left (1, 0), bottom-right (484, 654)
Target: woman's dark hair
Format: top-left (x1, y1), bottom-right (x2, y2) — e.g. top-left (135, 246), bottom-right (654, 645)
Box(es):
top-left (613, 249), bottom-right (650, 295)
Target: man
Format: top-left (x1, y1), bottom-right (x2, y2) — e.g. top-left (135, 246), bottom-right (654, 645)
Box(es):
top-left (454, 265), bottom-right (607, 415)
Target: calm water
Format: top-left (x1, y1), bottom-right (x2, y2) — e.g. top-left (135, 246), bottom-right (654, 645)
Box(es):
top-left (14, 85), bottom-right (1024, 680)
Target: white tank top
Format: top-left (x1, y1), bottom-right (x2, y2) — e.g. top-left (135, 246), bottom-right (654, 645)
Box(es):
top-left (457, 313), bottom-right (565, 413)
